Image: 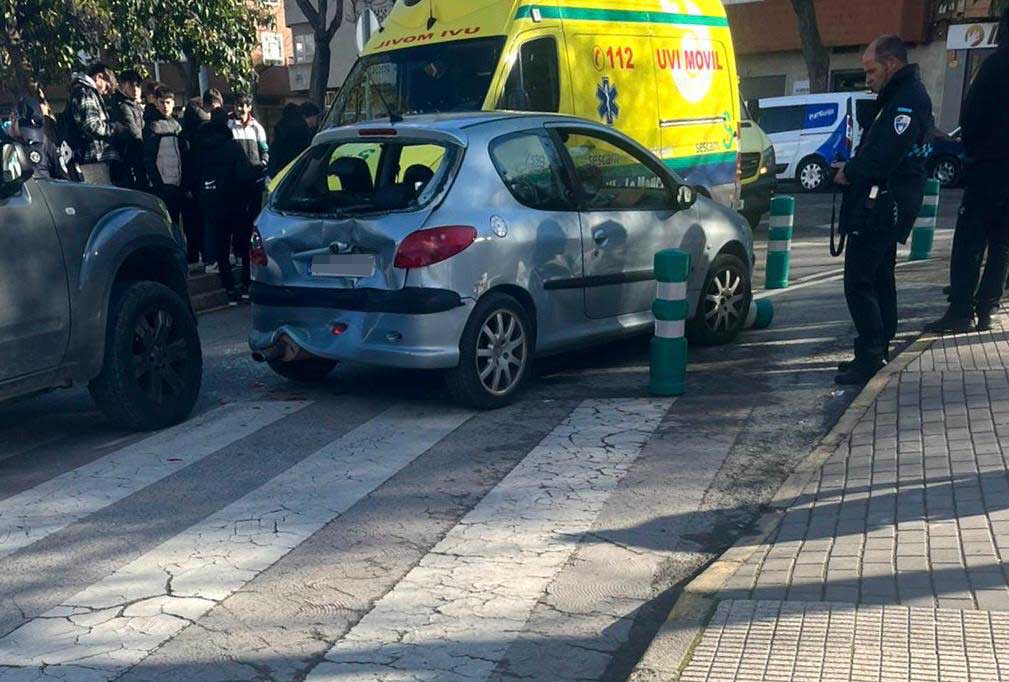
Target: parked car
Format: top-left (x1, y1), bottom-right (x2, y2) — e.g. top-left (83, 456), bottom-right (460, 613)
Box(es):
top-left (0, 142), bottom-right (203, 430)
top-left (739, 99), bottom-right (776, 229)
top-left (929, 127), bottom-right (966, 188)
top-left (249, 113), bottom-right (754, 408)
top-left (756, 92), bottom-right (877, 192)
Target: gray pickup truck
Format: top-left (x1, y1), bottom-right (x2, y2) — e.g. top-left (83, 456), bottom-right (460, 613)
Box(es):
top-left (0, 141), bottom-right (203, 431)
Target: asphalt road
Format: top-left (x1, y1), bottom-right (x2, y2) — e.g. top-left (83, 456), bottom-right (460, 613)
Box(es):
top-left (0, 188), bottom-right (959, 681)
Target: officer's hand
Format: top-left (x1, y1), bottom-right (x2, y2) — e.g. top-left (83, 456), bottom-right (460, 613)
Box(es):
top-left (832, 162), bottom-right (849, 186)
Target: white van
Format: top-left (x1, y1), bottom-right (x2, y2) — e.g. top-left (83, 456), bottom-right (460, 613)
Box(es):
top-left (756, 92), bottom-right (876, 192)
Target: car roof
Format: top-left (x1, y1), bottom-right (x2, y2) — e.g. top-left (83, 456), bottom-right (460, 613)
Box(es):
top-left (759, 92), bottom-right (875, 106)
top-left (315, 111), bottom-right (602, 143)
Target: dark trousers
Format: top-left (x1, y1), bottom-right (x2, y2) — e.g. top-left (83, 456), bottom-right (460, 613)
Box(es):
top-left (153, 184), bottom-right (182, 227)
top-left (950, 185), bottom-right (1009, 316)
top-left (844, 230), bottom-right (898, 362)
top-left (232, 185), bottom-right (262, 289)
top-left (201, 193), bottom-right (236, 293)
top-left (180, 193), bottom-right (204, 264)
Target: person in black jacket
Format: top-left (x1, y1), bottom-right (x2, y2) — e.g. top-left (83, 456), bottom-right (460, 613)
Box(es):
top-left (268, 102), bottom-right (313, 178)
top-left (178, 89), bottom-right (223, 268)
top-left (928, 8), bottom-right (1009, 334)
top-left (199, 108), bottom-right (255, 303)
top-left (109, 69), bottom-right (147, 190)
top-left (4, 96), bottom-right (70, 180)
top-left (832, 35), bottom-right (934, 386)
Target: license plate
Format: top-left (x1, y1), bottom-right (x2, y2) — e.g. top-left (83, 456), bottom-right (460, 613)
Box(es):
top-left (310, 255), bottom-right (375, 278)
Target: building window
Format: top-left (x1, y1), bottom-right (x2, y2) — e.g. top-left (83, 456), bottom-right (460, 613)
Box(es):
top-left (294, 34), bottom-right (316, 64)
top-left (831, 70), bottom-right (867, 92)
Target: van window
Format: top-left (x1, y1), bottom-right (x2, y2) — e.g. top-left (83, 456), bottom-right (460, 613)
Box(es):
top-left (273, 140), bottom-right (459, 216)
top-left (558, 130), bottom-right (671, 212)
top-left (490, 132), bottom-right (570, 211)
top-left (757, 105), bottom-right (804, 135)
top-left (327, 38), bottom-right (506, 127)
top-left (498, 37), bottom-right (560, 113)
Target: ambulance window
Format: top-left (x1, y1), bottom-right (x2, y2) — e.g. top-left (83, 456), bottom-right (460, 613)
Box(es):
top-left (757, 105), bottom-right (804, 135)
top-left (558, 131), bottom-right (671, 212)
top-left (499, 37), bottom-right (560, 113)
top-left (490, 132), bottom-right (570, 211)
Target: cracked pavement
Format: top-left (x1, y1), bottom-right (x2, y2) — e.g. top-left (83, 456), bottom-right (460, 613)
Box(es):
top-left (0, 192), bottom-right (957, 680)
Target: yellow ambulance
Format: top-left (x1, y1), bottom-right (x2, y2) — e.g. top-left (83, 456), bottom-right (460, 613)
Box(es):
top-left (323, 0), bottom-right (742, 208)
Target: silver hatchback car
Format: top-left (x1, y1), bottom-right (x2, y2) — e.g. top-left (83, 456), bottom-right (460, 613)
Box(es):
top-left (249, 113), bottom-right (754, 408)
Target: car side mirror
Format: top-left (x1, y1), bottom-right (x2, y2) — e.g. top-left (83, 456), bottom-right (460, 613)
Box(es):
top-left (0, 142), bottom-right (33, 197)
top-left (674, 184), bottom-right (697, 210)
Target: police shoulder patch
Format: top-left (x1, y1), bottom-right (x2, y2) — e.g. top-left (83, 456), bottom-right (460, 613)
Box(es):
top-left (894, 114), bottom-right (912, 136)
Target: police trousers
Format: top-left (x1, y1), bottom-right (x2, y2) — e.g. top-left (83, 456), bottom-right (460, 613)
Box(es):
top-left (949, 184), bottom-right (1009, 316)
top-left (844, 229), bottom-right (898, 361)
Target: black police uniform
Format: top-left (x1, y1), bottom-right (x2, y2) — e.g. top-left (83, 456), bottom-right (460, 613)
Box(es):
top-left (839, 64), bottom-right (933, 378)
top-left (946, 40), bottom-right (1009, 325)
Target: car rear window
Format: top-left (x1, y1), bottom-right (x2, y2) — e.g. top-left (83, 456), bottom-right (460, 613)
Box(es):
top-left (272, 139), bottom-right (459, 217)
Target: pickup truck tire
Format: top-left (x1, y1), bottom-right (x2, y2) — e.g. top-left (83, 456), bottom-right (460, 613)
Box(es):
top-left (89, 281), bottom-right (203, 431)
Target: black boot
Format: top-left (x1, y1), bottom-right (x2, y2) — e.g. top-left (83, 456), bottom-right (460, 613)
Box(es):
top-left (838, 348), bottom-right (890, 372)
top-left (924, 308), bottom-right (975, 334)
top-left (977, 308), bottom-right (994, 332)
top-left (835, 356), bottom-right (886, 386)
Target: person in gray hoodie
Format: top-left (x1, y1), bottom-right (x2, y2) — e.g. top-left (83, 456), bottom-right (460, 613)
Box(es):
top-left (143, 86), bottom-right (183, 229)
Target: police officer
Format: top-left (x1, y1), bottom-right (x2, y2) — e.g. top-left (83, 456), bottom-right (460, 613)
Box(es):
top-left (2, 97), bottom-right (69, 180)
top-left (832, 35), bottom-right (934, 386)
top-left (928, 8), bottom-right (1009, 334)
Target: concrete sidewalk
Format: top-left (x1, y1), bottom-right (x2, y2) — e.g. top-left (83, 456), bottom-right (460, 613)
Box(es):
top-left (643, 326), bottom-right (1009, 681)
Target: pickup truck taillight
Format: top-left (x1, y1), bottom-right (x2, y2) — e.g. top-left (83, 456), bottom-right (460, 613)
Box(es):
top-left (250, 227), bottom-right (268, 267)
top-left (394, 226), bottom-right (477, 269)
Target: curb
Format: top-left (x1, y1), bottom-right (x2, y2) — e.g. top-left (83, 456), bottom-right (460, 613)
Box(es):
top-left (630, 332), bottom-right (940, 681)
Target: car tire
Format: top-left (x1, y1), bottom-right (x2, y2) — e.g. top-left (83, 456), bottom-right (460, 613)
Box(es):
top-left (89, 281), bottom-right (203, 431)
top-left (687, 253), bottom-right (752, 346)
top-left (930, 156), bottom-right (961, 188)
top-left (267, 358), bottom-right (338, 383)
top-left (796, 156), bottom-right (829, 192)
top-left (446, 292), bottom-right (532, 410)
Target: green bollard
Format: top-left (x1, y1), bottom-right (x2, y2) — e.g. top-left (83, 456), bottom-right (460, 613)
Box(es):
top-left (650, 249), bottom-right (690, 397)
top-left (745, 298), bottom-right (774, 330)
top-left (909, 179), bottom-right (940, 261)
top-left (765, 196), bottom-right (794, 289)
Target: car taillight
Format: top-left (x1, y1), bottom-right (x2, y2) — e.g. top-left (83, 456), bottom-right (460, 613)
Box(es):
top-left (394, 226), bottom-right (477, 269)
top-left (250, 227), bottom-right (268, 267)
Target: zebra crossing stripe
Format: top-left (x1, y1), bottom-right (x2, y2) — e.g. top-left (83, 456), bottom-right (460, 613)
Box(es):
top-left (307, 398), bottom-right (673, 682)
top-left (0, 403), bottom-right (473, 676)
top-left (0, 401), bottom-right (309, 561)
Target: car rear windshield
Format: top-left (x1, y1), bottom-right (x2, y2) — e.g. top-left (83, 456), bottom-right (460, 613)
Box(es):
top-left (325, 37), bottom-right (506, 128)
top-left (271, 139), bottom-right (459, 217)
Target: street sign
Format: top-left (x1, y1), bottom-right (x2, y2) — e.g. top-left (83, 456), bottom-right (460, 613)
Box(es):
top-left (947, 22), bottom-right (1001, 50)
top-left (356, 9), bottom-right (382, 54)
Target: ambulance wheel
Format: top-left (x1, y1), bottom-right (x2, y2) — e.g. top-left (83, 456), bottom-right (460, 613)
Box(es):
top-left (796, 157), bottom-right (829, 192)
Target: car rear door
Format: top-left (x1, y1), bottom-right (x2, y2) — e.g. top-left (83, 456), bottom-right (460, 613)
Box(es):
top-left (551, 125), bottom-right (694, 320)
top-left (0, 180), bottom-right (70, 381)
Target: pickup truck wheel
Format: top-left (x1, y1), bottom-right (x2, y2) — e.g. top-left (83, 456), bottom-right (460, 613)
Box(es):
top-left (89, 281), bottom-right (203, 431)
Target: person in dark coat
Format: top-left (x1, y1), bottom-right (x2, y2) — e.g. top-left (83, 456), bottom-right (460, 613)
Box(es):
top-left (267, 102), bottom-right (313, 178)
top-left (832, 35), bottom-right (934, 386)
top-left (3, 96), bottom-right (70, 180)
top-left (199, 108), bottom-right (255, 303)
top-left (109, 69), bottom-right (147, 190)
top-left (178, 88), bottom-right (224, 267)
top-left (927, 8), bottom-right (1009, 333)
top-left (143, 86), bottom-right (184, 230)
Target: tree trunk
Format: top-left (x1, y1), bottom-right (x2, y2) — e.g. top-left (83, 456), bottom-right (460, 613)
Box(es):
top-left (789, 0), bottom-right (831, 93)
top-left (186, 57), bottom-right (202, 99)
top-left (310, 31), bottom-right (332, 108)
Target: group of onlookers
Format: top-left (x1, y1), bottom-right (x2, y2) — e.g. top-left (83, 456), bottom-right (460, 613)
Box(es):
top-left (3, 62), bottom-right (322, 304)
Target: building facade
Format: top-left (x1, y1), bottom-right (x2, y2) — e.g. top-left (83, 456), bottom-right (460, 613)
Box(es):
top-left (726, 0), bottom-right (1004, 131)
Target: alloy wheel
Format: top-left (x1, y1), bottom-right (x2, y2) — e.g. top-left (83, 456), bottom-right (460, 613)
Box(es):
top-left (131, 306), bottom-right (190, 406)
top-left (475, 309), bottom-right (527, 396)
top-left (704, 269), bottom-right (747, 334)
